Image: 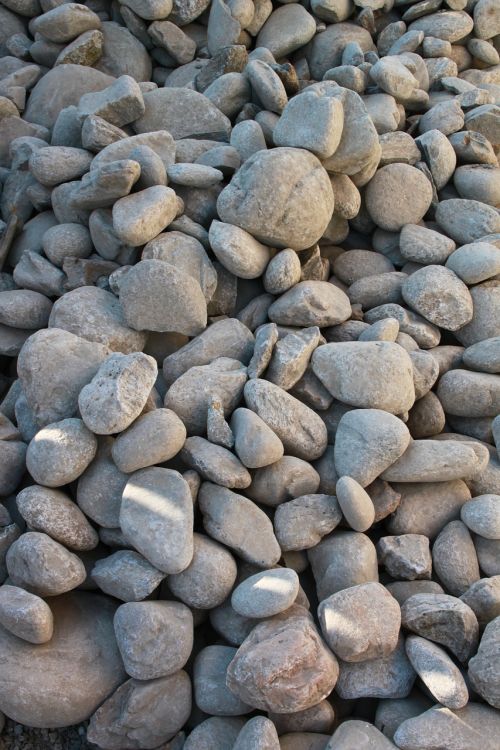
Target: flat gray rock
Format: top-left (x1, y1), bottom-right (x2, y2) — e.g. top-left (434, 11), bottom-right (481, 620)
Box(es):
top-left (87, 672), bottom-right (191, 750)
top-left (134, 87), bottom-right (231, 140)
top-left (244, 378), bottom-right (328, 461)
top-left (312, 342), bottom-right (415, 415)
top-left (119, 259), bottom-right (207, 336)
top-left (198, 482), bottom-right (281, 568)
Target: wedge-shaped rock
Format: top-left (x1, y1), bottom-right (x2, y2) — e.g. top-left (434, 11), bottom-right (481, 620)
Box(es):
top-left (334, 409), bottom-right (411, 488)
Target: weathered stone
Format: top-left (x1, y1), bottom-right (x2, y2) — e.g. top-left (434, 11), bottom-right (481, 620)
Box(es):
top-left (119, 259), bottom-right (207, 336)
top-left (394, 703), bottom-right (500, 750)
top-left (274, 494), bottom-right (342, 552)
top-left (17, 328), bottom-right (109, 428)
top-left (78, 352), bottom-right (157, 435)
top-left (217, 148), bottom-right (334, 251)
top-left (387, 480), bottom-right (471, 539)
top-left (308, 530), bottom-right (379, 600)
top-left (26, 418), bottom-right (97, 488)
top-left (87, 672), bottom-right (191, 750)
top-left (268, 282), bottom-right (351, 329)
top-left (231, 407), bottom-right (283, 469)
top-left (163, 318), bottom-right (253, 386)
top-left (6, 532), bottom-right (86, 597)
top-left (165, 358), bottom-right (247, 434)
top-left (312, 342), bottom-right (415, 415)
top-left (0, 592), bottom-right (125, 727)
top-left (244, 379), bottom-right (328, 461)
top-left (468, 617), bottom-right (500, 709)
top-left (365, 164), bottom-right (433, 232)
top-left (405, 635), bottom-right (469, 709)
top-left (381, 440), bottom-right (482, 482)
top-left (135, 87), bottom-right (231, 141)
top-left (433, 520), bottom-right (480, 596)
top-left (77, 437), bottom-right (128, 528)
top-left (318, 582), bottom-right (401, 663)
top-left (16, 485), bottom-right (98, 551)
top-left (334, 409), bottom-right (411, 488)
top-left (335, 635), bottom-right (415, 700)
top-left (198, 482), bottom-right (281, 567)
top-left (402, 593), bottom-right (479, 662)
top-left (91, 550), bottom-right (165, 602)
top-left (114, 601), bottom-right (193, 679)
top-left (168, 532), bottom-right (237, 609)
top-left (194, 645), bottom-right (253, 716)
top-left (181, 436), bottom-right (251, 489)
top-left (226, 607), bottom-right (339, 713)
top-left (231, 568), bottom-right (299, 618)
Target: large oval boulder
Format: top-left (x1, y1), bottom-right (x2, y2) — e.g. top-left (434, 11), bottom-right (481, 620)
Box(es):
top-left (0, 592), bottom-right (126, 727)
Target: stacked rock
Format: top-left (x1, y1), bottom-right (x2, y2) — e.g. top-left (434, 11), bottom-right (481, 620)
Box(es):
top-left (0, 0), bottom-right (499, 748)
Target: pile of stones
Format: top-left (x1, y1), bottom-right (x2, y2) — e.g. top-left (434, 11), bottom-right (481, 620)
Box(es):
top-left (0, 0), bottom-right (499, 747)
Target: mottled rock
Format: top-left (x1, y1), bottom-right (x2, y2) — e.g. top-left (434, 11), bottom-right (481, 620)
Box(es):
top-left (78, 352), bottom-right (157, 435)
top-left (318, 582), bottom-right (401, 663)
top-left (16, 485), bottom-right (98, 551)
top-left (226, 607), bottom-right (339, 713)
top-left (114, 600), bottom-right (193, 679)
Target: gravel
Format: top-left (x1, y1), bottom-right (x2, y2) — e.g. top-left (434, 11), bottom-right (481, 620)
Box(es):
top-left (0, 0), bottom-right (499, 747)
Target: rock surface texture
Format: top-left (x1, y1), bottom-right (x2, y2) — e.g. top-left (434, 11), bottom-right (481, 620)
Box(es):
top-left (0, 0), bottom-right (498, 747)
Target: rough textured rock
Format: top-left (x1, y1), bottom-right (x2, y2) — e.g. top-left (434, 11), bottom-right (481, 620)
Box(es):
top-left (217, 148), bottom-right (334, 251)
top-left (226, 607), bottom-right (339, 713)
top-left (87, 672), bottom-right (192, 750)
top-left (114, 600), bottom-right (193, 680)
top-left (17, 328), bottom-right (109, 428)
top-left (78, 352), bottom-right (157, 435)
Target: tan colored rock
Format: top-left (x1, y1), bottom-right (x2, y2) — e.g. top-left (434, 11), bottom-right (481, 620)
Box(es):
top-left (226, 607), bottom-right (338, 713)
